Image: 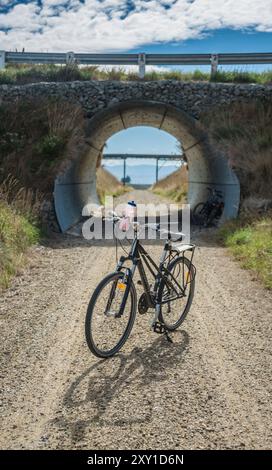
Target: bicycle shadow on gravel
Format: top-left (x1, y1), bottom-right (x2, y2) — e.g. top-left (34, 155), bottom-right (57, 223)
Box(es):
top-left (51, 330), bottom-right (189, 445)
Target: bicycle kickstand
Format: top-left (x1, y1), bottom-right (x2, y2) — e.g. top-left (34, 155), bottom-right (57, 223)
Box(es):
top-left (164, 329), bottom-right (173, 343)
top-left (152, 321), bottom-right (173, 343)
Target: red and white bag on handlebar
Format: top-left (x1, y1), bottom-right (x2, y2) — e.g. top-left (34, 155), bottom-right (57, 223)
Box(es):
top-left (119, 201), bottom-right (137, 232)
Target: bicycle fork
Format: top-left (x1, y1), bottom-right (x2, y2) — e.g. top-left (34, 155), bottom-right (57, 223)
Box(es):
top-left (115, 264), bottom-right (137, 318)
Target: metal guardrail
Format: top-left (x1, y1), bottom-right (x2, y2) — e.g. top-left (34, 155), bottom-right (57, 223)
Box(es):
top-left (0, 51), bottom-right (272, 78)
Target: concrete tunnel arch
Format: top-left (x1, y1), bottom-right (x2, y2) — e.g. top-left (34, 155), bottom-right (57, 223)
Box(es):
top-left (54, 101), bottom-right (240, 232)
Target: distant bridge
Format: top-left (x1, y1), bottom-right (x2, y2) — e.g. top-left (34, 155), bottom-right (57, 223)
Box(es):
top-left (103, 153), bottom-right (184, 184)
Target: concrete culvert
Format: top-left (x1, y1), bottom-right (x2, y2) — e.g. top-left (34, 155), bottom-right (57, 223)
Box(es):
top-left (54, 101), bottom-right (240, 232)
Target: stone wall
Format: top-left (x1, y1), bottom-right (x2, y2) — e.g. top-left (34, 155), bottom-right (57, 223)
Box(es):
top-left (0, 80), bottom-right (271, 119)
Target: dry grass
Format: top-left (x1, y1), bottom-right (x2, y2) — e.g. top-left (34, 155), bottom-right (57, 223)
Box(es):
top-left (202, 101), bottom-right (272, 201)
top-left (0, 175), bottom-right (42, 222)
top-left (1, 64), bottom-right (272, 85)
top-left (152, 165), bottom-right (188, 202)
top-left (96, 167), bottom-right (130, 204)
top-left (0, 97), bottom-right (85, 194)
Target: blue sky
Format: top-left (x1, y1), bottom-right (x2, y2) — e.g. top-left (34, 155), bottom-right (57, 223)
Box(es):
top-left (105, 127), bottom-right (181, 157)
top-left (1, 1), bottom-right (271, 158)
top-left (0, 1), bottom-right (271, 56)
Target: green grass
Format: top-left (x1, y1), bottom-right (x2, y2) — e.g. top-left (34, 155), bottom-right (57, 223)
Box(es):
top-left (218, 217), bottom-right (272, 289)
top-left (35, 134), bottom-right (67, 163)
top-left (0, 201), bottom-right (40, 290)
top-left (1, 64), bottom-right (272, 85)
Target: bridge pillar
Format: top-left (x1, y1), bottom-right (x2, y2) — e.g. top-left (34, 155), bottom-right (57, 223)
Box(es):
top-left (155, 158), bottom-right (159, 183)
top-left (0, 51), bottom-right (6, 69)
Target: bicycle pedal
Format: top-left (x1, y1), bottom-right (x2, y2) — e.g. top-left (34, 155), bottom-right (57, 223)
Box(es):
top-left (153, 321), bottom-right (166, 334)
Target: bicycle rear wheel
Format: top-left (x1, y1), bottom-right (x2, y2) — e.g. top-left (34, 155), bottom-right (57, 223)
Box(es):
top-left (192, 202), bottom-right (206, 225)
top-left (158, 256), bottom-right (195, 330)
top-left (206, 204), bottom-right (223, 226)
top-left (85, 272), bottom-right (137, 358)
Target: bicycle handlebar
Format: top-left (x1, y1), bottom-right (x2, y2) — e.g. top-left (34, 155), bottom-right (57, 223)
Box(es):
top-left (207, 187), bottom-right (223, 196)
top-left (103, 218), bottom-right (184, 241)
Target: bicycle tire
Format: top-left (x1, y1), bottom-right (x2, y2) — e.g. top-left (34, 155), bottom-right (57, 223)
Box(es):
top-left (85, 272), bottom-right (137, 358)
top-left (158, 256), bottom-right (195, 330)
top-left (192, 202), bottom-right (206, 225)
top-left (193, 202), bottom-right (205, 215)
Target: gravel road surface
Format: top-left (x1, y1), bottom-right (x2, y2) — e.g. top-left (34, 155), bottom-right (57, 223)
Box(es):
top-left (0, 191), bottom-right (271, 450)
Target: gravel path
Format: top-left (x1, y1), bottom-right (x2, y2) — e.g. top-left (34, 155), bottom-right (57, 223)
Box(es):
top-left (115, 188), bottom-right (175, 207)
top-left (0, 191), bottom-right (271, 450)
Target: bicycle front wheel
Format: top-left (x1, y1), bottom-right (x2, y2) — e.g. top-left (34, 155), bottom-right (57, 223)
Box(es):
top-left (85, 272), bottom-right (137, 358)
top-left (158, 256), bottom-right (195, 330)
top-left (192, 202), bottom-right (206, 225)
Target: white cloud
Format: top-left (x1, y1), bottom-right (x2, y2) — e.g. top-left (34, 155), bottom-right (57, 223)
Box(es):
top-left (0, 1), bottom-right (271, 52)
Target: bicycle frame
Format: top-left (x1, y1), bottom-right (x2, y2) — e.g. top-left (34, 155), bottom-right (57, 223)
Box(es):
top-left (115, 233), bottom-right (195, 320)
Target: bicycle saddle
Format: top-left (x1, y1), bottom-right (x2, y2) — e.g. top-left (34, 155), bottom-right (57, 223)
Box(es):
top-left (155, 224), bottom-right (184, 241)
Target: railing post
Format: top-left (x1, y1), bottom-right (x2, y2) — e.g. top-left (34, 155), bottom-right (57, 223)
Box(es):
top-left (66, 51), bottom-right (75, 66)
top-left (0, 51), bottom-right (6, 70)
top-left (138, 53), bottom-right (146, 79)
top-left (210, 54), bottom-right (218, 79)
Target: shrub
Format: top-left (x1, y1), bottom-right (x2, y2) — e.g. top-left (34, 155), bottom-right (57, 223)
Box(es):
top-left (36, 135), bottom-right (66, 161)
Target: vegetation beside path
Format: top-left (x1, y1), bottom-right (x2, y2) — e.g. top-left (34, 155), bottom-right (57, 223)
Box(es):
top-left (0, 200), bottom-right (40, 290)
top-left (1, 64), bottom-right (272, 85)
top-left (152, 165), bottom-right (188, 203)
top-left (202, 101), bottom-right (272, 201)
top-left (96, 167), bottom-right (130, 204)
top-left (219, 216), bottom-right (272, 289)
top-left (0, 166), bottom-right (129, 290)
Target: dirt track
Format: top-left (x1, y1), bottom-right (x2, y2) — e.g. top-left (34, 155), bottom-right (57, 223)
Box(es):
top-left (0, 191), bottom-right (271, 450)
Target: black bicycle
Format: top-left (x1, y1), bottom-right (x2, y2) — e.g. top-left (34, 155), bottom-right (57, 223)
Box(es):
top-left (85, 218), bottom-right (196, 358)
top-left (192, 187), bottom-right (224, 227)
